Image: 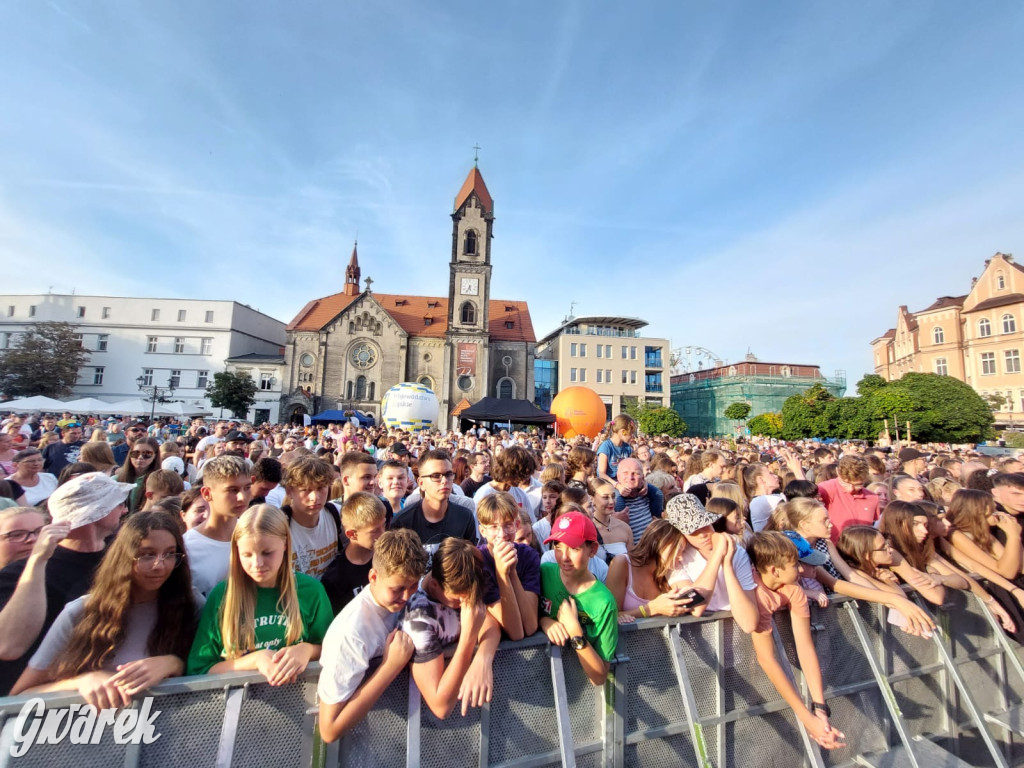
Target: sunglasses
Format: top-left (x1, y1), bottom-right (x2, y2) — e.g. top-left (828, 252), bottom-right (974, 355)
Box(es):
top-left (130, 451), bottom-right (156, 459)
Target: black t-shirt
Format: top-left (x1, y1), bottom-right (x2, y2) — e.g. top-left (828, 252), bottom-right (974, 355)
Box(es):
top-left (390, 500), bottom-right (478, 564)
top-left (320, 545), bottom-right (373, 614)
top-left (42, 440), bottom-right (86, 475)
top-left (460, 476), bottom-right (491, 498)
top-left (0, 545), bottom-right (106, 694)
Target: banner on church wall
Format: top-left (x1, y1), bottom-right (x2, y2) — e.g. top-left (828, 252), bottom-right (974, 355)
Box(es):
top-left (457, 343), bottom-right (477, 376)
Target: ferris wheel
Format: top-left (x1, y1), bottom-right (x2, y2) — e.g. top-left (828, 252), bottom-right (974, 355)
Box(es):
top-left (671, 345), bottom-right (722, 375)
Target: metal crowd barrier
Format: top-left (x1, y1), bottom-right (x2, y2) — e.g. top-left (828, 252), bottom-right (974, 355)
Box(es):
top-left (2, 593), bottom-right (1024, 767)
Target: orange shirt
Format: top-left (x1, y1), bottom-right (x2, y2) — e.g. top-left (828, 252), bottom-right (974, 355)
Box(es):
top-left (752, 570), bottom-right (810, 633)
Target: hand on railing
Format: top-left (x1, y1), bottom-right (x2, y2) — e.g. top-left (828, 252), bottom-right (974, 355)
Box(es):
top-left (806, 709), bottom-right (846, 750)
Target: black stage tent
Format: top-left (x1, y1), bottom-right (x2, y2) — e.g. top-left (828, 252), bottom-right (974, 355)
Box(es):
top-left (459, 397), bottom-right (556, 426)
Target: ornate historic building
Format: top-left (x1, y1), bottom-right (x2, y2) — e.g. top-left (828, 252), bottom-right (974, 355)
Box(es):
top-left (871, 252), bottom-right (1024, 428)
top-left (280, 166), bottom-right (536, 426)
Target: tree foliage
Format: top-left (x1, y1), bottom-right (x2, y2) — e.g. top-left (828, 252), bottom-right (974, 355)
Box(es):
top-left (724, 402), bottom-right (752, 421)
top-left (856, 374), bottom-right (888, 397)
top-left (748, 412), bottom-right (783, 439)
top-left (633, 404), bottom-right (687, 438)
top-left (206, 371), bottom-right (258, 418)
top-left (0, 322), bottom-right (90, 398)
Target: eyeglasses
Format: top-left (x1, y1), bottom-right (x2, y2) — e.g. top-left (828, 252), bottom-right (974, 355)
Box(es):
top-left (128, 428), bottom-right (146, 434)
top-left (0, 526), bottom-right (43, 544)
top-left (480, 522), bottom-right (518, 535)
top-left (872, 540), bottom-right (892, 553)
top-left (134, 552), bottom-right (186, 569)
top-left (422, 471), bottom-right (456, 483)
top-left (130, 451), bottom-right (155, 459)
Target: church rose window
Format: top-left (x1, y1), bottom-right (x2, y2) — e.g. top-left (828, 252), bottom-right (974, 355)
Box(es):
top-left (350, 343), bottom-right (377, 369)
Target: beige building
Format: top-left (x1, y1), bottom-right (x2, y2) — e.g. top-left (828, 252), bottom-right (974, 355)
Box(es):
top-left (534, 316), bottom-right (669, 421)
top-left (871, 252), bottom-right (1024, 426)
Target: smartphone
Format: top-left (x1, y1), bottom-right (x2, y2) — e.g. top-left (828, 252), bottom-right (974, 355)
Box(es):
top-left (678, 588), bottom-right (705, 608)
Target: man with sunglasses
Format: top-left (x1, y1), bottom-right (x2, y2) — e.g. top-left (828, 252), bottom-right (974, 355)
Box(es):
top-left (41, 421), bottom-right (85, 476)
top-left (391, 449), bottom-right (477, 566)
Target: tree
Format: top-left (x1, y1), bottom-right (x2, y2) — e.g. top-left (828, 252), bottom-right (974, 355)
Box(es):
top-left (748, 412), bottom-right (783, 439)
top-left (884, 373), bottom-right (994, 443)
top-left (780, 383), bottom-right (836, 439)
top-left (724, 402), bottom-right (752, 421)
top-left (634, 405), bottom-right (687, 438)
top-left (984, 393), bottom-right (1008, 412)
top-left (856, 374), bottom-right (888, 398)
top-left (206, 371), bottom-right (258, 418)
top-left (0, 322), bottom-right (90, 398)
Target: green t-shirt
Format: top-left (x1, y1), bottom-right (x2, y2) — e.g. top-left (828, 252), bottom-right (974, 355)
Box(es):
top-left (186, 571), bottom-right (333, 675)
top-left (539, 561), bottom-right (618, 662)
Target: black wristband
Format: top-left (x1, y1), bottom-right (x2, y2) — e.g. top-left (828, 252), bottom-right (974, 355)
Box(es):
top-left (811, 701), bottom-right (831, 717)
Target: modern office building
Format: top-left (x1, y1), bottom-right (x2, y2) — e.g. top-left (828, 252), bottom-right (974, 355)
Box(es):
top-left (0, 294), bottom-right (286, 418)
top-left (534, 316), bottom-right (670, 420)
top-left (670, 354), bottom-right (846, 437)
top-left (871, 252), bottom-right (1024, 428)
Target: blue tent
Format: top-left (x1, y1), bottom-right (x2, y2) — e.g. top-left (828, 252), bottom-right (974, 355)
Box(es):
top-left (311, 409), bottom-right (376, 427)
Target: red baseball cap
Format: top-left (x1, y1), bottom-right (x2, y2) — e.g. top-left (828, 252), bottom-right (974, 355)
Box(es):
top-left (544, 510), bottom-right (598, 549)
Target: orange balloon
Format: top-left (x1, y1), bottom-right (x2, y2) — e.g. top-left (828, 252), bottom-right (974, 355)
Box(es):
top-left (550, 386), bottom-right (607, 439)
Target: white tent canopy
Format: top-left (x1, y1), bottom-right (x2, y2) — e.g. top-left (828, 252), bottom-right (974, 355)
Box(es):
top-left (0, 395), bottom-right (68, 413)
top-left (61, 397), bottom-right (119, 415)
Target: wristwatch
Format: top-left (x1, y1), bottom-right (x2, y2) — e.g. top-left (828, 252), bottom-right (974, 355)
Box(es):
top-left (570, 635), bottom-right (588, 651)
top-left (811, 701), bottom-right (831, 718)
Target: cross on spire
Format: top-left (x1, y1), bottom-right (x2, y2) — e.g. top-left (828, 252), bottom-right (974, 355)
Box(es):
top-left (364, 276), bottom-right (373, 292)
top-left (473, 143), bottom-right (481, 167)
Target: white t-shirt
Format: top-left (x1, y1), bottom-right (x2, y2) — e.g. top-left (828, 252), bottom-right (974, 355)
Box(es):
top-left (473, 484), bottom-right (530, 513)
top-left (184, 528), bottom-right (233, 597)
top-left (668, 545), bottom-right (756, 612)
top-left (749, 494), bottom-right (786, 532)
top-left (194, 435), bottom-right (223, 455)
top-left (265, 484), bottom-right (287, 508)
top-left (290, 511), bottom-right (339, 578)
top-left (318, 587), bottom-right (400, 704)
top-left (22, 473), bottom-right (58, 506)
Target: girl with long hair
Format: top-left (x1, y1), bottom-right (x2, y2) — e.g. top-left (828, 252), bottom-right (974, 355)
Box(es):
top-left (117, 437), bottom-right (161, 512)
top-left (606, 518), bottom-right (695, 620)
top-left (11, 512), bottom-right (197, 709)
top-left (838, 525), bottom-right (945, 608)
top-left (947, 489), bottom-right (1024, 582)
top-left (186, 505), bottom-right (332, 684)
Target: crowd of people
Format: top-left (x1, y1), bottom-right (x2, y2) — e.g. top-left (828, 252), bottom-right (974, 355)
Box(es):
top-left (2, 409), bottom-right (1023, 750)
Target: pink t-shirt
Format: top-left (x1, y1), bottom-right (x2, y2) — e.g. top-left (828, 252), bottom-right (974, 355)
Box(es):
top-left (817, 478), bottom-right (880, 543)
top-left (752, 571), bottom-right (810, 633)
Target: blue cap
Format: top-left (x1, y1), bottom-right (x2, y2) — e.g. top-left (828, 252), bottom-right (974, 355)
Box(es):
top-left (782, 531), bottom-right (828, 566)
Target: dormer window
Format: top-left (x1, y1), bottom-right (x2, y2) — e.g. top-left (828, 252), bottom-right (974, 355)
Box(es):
top-left (505, 305), bottom-right (515, 312)
top-left (394, 299), bottom-right (409, 307)
top-left (998, 272), bottom-right (1006, 290)
top-left (424, 316), bottom-right (433, 326)
top-left (505, 321), bottom-right (514, 329)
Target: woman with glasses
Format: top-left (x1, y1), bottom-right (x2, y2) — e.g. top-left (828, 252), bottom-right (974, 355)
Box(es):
top-left (837, 526), bottom-right (945, 606)
top-left (5, 450), bottom-right (58, 507)
top-left (10, 511), bottom-right (197, 709)
top-left (0, 507), bottom-right (50, 570)
top-left (116, 438), bottom-right (161, 512)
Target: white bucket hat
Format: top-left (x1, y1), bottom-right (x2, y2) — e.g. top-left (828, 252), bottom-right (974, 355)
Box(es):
top-left (48, 472), bottom-right (135, 530)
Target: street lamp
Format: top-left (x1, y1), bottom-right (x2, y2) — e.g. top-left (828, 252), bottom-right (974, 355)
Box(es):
top-left (136, 375), bottom-right (176, 423)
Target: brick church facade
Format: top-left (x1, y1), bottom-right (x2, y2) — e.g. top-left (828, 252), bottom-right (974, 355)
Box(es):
top-left (280, 166), bottom-right (536, 427)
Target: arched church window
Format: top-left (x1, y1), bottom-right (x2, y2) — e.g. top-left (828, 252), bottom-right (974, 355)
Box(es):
top-left (497, 378), bottom-right (514, 399)
top-left (346, 381), bottom-right (353, 400)
top-left (368, 382), bottom-right (375, 400)
top-left (460, 302), bottom-right (476, 325)
top-left (356, 376), bottom-right (367, 400)
top-left (464, 230), bottom-right (477, 255)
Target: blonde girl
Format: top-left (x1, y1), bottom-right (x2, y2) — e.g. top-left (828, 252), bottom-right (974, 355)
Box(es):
top-left (186, 505), bottom-right (333, 685)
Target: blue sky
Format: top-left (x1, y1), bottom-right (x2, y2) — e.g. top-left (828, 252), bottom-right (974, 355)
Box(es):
top-left (3, 1), bottom-right (1024, 391)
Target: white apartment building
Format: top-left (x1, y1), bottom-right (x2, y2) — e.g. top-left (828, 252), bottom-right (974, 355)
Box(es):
top-left (225, 353), bottom-right (287, 424)
top-left (1, 294), bottom-right (286, 420)
top-left (534, 315), bottom-right (670, 420)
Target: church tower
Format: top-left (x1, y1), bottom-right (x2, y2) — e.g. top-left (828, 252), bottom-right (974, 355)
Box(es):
top-left (343, 242), bottom-right (361, 297)
top-left (448, 165), bottom-right (493, 333)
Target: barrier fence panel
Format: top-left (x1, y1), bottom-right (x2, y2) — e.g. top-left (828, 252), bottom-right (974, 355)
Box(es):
top-left (2, 596), bottom-right (1024, 768)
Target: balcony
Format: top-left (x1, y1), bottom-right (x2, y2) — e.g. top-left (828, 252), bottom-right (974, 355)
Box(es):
top-left (644, 356), bottom-right (663, 368)
top-left (645, 384), bottom-right (663, 393)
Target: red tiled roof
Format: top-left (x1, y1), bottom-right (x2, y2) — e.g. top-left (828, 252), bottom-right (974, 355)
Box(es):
top-left (919, 295), bottom-right (966, 312)
top-left (286, 292), bottom-right (535, 342)
top-left (967, 293), bottom-right (1024, 313)
top-left (454, 167), bottom-right (493, 214)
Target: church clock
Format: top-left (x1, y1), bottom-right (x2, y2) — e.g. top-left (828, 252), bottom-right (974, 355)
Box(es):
top-left (460, 277), bottom-right (479, 296)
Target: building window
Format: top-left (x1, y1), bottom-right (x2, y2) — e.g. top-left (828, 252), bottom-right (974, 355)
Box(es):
top-left (621, 346), bottom-right (627, 359)
top-left (418, 376), bottom-right (433, 389)
top-left (141, 368), bottom-right (153, 386)
top-left (76, 306), bottom-right (85, 318)
top-left (1003, 314), bottom-right (1017, 334)
top-left (96, 334), bottom-right (108, 352)
top-left (606, 369), bottom-right (611, 383)
top-left (497, 378), bottom-right (514, 399)
top-left (781, 366), bottom-right (791, 377)
top-left (355, 376), bottom-right (367, 400)
top-left (28, 305), bottom-right (36, 317)
top-left (570, 343), bottom-right (577, 357)
top-left (260, 372), bottom-right (274, 391)
top-left (151, 308), bottom-right (160, 321)
top-left (998, 273), bottom-right (1006, 290)
top-left (579, 368), bottom-right (586, 382)
top-left (504, 321), bottom-right (514, 329)
top-left (464, 230), bottom-right (477, 255)
top-left (201, 338), bottom-right (212, 355)
top-left (596, 370), bottom-right (603, 383)
top-left (6, 306), bottom-right (13, 317)
top-left (73, 333), bottom-right (84, 348)
top-left (147, 336), bottom-right (158, 353)
top-left (979, 318), bottom-right (992, 337)
top-left (205, 310), bottom-right (214, 323)
top-left (102, 306), bottom-right (111, 319)
top-left (630, 346), bottom-right (637, 360)
top-left (346, 381), bottom-right (353, 400)
top-left (458, 375), bottom-right (473, 392)
top-left (933, 326), bottom-right (944, 344)
top-left (580, 343), bottom-right (587, 357)
top-left (1007, 350), bottom-right (1021, 374)
top-left (169, 370), bottom-right (181, 388)
top-left (622, 370), bottom-right (628, 384)
top-left (981, 352), bottom-right (996, 375)
top-left (570, 368), bottom-right (577, 383)
top-left (597, 345), bottom-right (603, 359)
top-left (934, 358), bottom-right (948, 376)
top-left (177, 309), bottom-right (186, 322)
top-left (606, 345), bottom-right (612, 358)
top-left (630, 370), bottom-right (637, 384)
top-left (174, 338), bottom-right (185, 354)
top-left (197, 370), bottom-right (209, 388)
top-left (460, 301), bottom-right (476, 325)
top-left (90, 367), bottom-right (103, 385)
